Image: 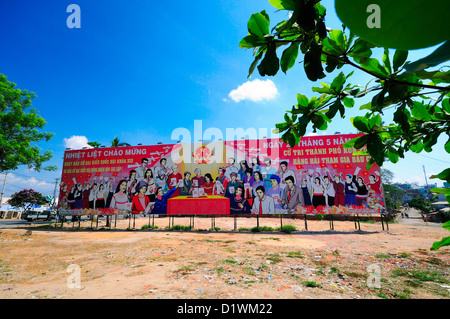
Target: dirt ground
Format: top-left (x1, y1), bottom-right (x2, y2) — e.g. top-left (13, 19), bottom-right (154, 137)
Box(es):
top-left (0, 211), bottom-right (449, 300)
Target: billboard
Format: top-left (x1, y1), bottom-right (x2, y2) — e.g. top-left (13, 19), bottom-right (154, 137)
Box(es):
top-left (58, 134), bottom-right (385, 216)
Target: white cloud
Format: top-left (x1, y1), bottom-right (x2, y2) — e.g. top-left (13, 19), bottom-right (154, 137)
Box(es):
top-left (63, 135), bottom-right (93, 150)
top-left (7, 173), bottom-right (54, 195)
top-left (228, 79), bottom-right (278, 102)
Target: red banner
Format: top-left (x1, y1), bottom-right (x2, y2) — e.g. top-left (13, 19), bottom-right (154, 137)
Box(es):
top-left (58, 134), bottom-right (385, 216)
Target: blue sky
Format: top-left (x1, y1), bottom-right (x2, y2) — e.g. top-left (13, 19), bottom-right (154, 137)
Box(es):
top-left (0, 0), bottom-right (448, 199)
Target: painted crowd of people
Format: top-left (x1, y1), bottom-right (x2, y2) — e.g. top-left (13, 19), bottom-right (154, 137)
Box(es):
top-left (58, 156), bottom-right (383, 215)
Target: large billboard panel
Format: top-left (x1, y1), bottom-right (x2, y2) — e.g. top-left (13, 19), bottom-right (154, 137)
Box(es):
top-left (58, 134), bottom-right (385, 216)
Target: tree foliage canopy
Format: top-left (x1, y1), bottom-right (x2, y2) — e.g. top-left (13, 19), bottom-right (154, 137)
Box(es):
top-left (0, 74), bottom-right (56, 173)
top-left (239, 0), bottom-right (450, 201)
top-left (6, 188), bottom-right (48, 212)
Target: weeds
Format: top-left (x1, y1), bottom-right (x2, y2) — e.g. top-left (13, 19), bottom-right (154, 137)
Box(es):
top-left (305, 281), bottom-right (321, 288)
top-left (279, 224), bottom-right (297, 234)
top-left (166, 225), bottom-right (192, 231)
top-left (141, 224), bottom-right (159, 230)
top-left (392, 268), bottom-right (449, 284)
top-left (284, 251), bottom-right (304, 258)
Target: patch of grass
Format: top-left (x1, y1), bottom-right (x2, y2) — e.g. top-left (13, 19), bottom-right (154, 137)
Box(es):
top-left (224, 259), bottom-right (237, 264)
top-left (393, 289), bottom-right (412, 299)
top-left (263, 237), bottom-right (280, 241)
top-left (258, 264), bottom-right (269, 271)
top-left (375, 254), bottom-right (390, 258)
top-left (425, 257), bottom-right (442, 265)
top-left (377, 292), bottom-right (389, 299)
top-left (238, 227), bottom-right (250, 232)
top-left (279, 224), bottom-right (297, 234)
top-left (284, 251), bottom-right (304, 258)
top-left (216, 267), bottom-right (225, 274)
top-left (344, 271), bottom-right (368, 279)
top-left (267, 253), bottom-right (282, 264)
top-left (203, 239), bottom-right (222, 243)
top-left (243, 267), bottom-right (255, 276)
top-left (141, 224), bottom-right (158, 230)
top-left (391, 268), bottom-right (449, 284)
top-left (305, 280), bottom-right (321, 288)
top-left (329, 266), bottom-right (340, 274)
top-left (166, 225), bottom-right (192, 231)
top-left (251, 226), bottom-right (275, 232)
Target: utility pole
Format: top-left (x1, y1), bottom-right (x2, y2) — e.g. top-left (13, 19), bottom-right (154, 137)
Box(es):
top-left (0, 172), bottom-right (8, 208)
top-left (423, 165), bottom-right (430, 200)
top-left (51, 178), bottom-right (60, 210)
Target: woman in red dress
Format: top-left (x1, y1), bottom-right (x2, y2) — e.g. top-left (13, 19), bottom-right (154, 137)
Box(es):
top-left (202, 173), bottom-right (214, 195)
top-left (131, 181), bottom-right (150, 215)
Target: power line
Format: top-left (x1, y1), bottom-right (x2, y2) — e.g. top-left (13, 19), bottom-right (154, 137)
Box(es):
top-left (4, 171), bottom-right (55, 184)
top-left (416, 153), bottom-right (450, 164)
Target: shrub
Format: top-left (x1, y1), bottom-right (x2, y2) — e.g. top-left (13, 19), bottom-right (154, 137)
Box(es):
top-left (279, 224), bottom-right (297, 234)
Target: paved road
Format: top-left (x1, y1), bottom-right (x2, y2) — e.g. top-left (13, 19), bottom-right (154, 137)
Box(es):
top-left (395, 207), bottom-right (443, 228)
top-left (0, 219), bottom-right (44, 229)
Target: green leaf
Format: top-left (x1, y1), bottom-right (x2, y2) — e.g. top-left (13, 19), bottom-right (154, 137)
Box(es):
top-left (393, 50), bottom-right (408, 72)
top-left (343, 137), bottom-right (357, 148)
top-left (415, 70), bottom-right (450, 84)
top-left (430, 236), bottom-right (450, 251)
top-left (257, 43), bottom-right (280, 76)
top-left (247, 51), bottom-right (263, 78)
top-left (311, 112), bottom-right (330, 131)
top-left (430, 168), bottom-right (450, 183)
top-left (329, 29), bottom-right (346, 52)
top-left (239, 34), bottom-right (265, 49)
top-left (335, 0), bottom-right (450, 50)
top-left (361, 58), bottom-right (389, 78)
top-left (330, 72), bottom-right (346, 93)
top-left (296, 94), bottom-right (309, 108)
top-left (349, 38), bottom-right (374, 64)
top-left (325, 99), bottom-right (343, 119)
top-left (342, 96), bottom-right (354, 108)
top-left (322, 37), bottom-right (342, 55)
top-left (429, 187), bottom-right (450, 195)
top-left (443, 220), bottom-right (450, 231)
top-left (280, 41), bottom-right (300, 73)
top-left (445, 137), bottom-right (450, 154)
top-left (324, 54), bottom-right (341, 73)
top-left (275, 122), bottom-right (289, 132)
top-left (382, 48), bottom-right (392, 74)
top-left (352, 116), bottom-right (370, 132)
top-left (404, 41), bottom-right (450, 73)
top-left (247, 11), bottom-right (270, 38)
top-left (411, 101), bottom-right (431, 121)
top-left (311, 84), bottom-right (332, 94)
top-left (387, 147), bottom-right (399, 163)
top-left (304, 42), bottom-right (325, 81)
top-left (368, 114), bottom-right (382, 128)
top-left (367, 133), bottom-right (384, 166)
top-left (354, 135), bottom-right (369, 149)
top-left (443, 98), bottom-right (450, 113)
top-left (409, 140), bottom-right (424, 153)
top-left (268, 0), bottom-right (296, 10)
